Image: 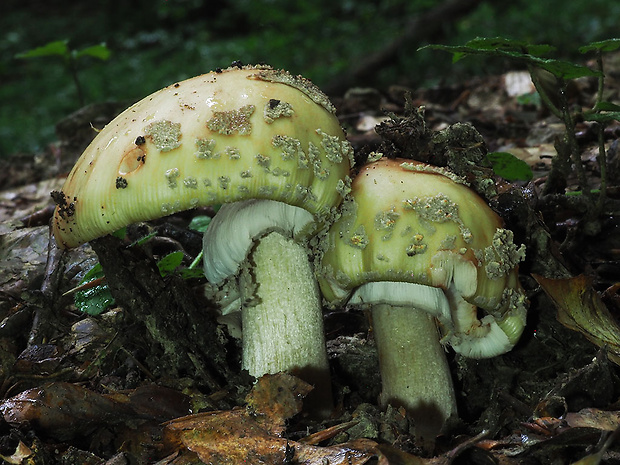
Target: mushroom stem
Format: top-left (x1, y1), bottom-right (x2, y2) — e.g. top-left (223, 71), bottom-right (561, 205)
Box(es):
top-left (239, 231), bottom-right (332, 414)
top-left (371, 304), bottom-right (457, 440)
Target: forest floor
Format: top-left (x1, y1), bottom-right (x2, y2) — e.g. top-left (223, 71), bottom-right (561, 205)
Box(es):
top-left (1, 57), bottom-right (620, 464)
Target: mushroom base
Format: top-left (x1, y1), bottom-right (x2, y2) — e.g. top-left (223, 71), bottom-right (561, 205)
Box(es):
top-left (372, 304), bottom-right (457, 440)
top-left (239, 231), bottom-right (333, 415)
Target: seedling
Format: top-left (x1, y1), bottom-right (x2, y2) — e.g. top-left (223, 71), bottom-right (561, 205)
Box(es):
top-left (421, 37), bottom-right (620, 220)
top-left (16, 39), bottom-right (111, 106)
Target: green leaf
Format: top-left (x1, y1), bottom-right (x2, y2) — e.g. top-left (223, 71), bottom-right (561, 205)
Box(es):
top-left (181, 267), bottom-right (206, 279)
top-left (74, 263), bottom-right (115, 316)
top-left (463, 37), bottom-right (556, 56)
top-left (421, 38), bottom-right (601, 80)
top-left (534, 58), bottom-right (600, 80)
top-left (157, 251), bottom-right (184, 276)
top-left (579, 39), bottom-right (620, 53)
top-left (516, 91), bottom-right (541, 107)
top-left (420, 37), bottom-right (554, 61)
top-left (188, 215), bottom-right (213, 233)
top-left (583, 111), bottom-right (620, 123)
top-left (130, 230), bottom-right (158, 247)
top-left (15, 39), bottom-right (69, 59)
top-left (486, 152), bottom-right (533, 182)
top-left (112, 227), bottom-right (127, 239)
top-left (593, 101), bottom-right (620, 112)
top-left (75, 43), bottom-right (111, 61)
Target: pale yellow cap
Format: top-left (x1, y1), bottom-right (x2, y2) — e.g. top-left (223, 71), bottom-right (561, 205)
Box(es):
top-left (52, 65), bottom-right (353, 248)
top-left (318, 157), bottom-right (527, 358)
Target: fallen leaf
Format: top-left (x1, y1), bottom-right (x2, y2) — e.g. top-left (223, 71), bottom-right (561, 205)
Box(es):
top-left (245, 372), bottom-right (312, 435)
top-left (0, 441), bottom-right (33, 464)
top-left (164, 409), bottom-right (376, 465)
top-left (162, 373), bottom-right (375, 465)
top-left (533, 274), bottom-right (620, 365)
top-left (0, 382), bottom-right (125, 440)
top-left (566, 408), bottom-right (620, 431)
top-left (0, 382), bottom-right (192, 441)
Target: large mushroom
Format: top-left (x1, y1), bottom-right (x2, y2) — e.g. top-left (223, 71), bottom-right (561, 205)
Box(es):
top-left (52, 64), bottom-right (354, 413)
top-left (317, 157), bottom-right (527, 439)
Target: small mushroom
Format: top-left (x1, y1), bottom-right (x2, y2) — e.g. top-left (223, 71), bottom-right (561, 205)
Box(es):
top-left (317, 157), bottom-right (527, 439)
top-left (52, 64), bottom-right (354, 415)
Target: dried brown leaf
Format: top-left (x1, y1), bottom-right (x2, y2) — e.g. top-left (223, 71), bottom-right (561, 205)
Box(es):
top-left (533, 274), bottom-right (620, 365)
top-left (566, 408), bottom-right (620, 431)
top-left (162, 374), bottom-right (375, 465)
top-left (0, 382), bottom-right (125, 440)
top-left (245, 372), bottom-right (312, 435)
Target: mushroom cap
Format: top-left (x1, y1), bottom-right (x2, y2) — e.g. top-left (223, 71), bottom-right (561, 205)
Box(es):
top-left (52, 65), bottom-right (353, 248)
top-left (318, 157), bottom-right (527, 357)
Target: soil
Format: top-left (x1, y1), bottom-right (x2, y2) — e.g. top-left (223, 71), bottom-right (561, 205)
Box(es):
top-left (1, 62), bottom-right (620, 464)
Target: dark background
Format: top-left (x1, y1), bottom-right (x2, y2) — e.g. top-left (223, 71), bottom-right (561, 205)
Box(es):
top-left (1, 0), bottom-right (619, 157)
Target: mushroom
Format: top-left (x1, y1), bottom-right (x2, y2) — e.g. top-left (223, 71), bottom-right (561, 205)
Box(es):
top-left (52, 64), bottom-right (354, 413)
top-left (317, 157), bottom-right (527, 439)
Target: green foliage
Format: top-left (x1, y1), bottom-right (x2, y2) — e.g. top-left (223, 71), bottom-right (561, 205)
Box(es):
top-left (15, 39), bottom-right (111, 61)
top-left (486, 152), bottom-right (533, 182)
top-left (583, 101), bottom-right (620, 124)
top-left (2, 1), bottom-right (620, 156)
top-left (15, 39), bottom-right (111, 108)
top-left (425, 35), bottom-right (619, 222)
top-left (421, 38), bottom-right (601, 80)
top-left (75, 248), bottom-right (204, 316)
top-left (157, 251), bottom-right (185, 277)
top-left (74, 263), bottom-right (114, 316)
top-left (579, 39), bottom-right (620, 53)
top-left (188, 215), bottom-right (213, 233)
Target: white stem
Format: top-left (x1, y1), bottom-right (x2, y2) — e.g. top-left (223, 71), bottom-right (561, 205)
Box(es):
top-left (240, 231), bottom-right (332, 414)
top-left (371, 304), bottom-right (457, 440)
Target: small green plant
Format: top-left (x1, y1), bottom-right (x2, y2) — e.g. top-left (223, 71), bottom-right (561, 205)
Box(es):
top-left (421, 37), bottom-right (620, 226)
top-left (74, 250), bottom-right (205, 316)
top-left (16, 39), bottom-right (111, 106)
top-left (486, 151), bottom-right (533, 182)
